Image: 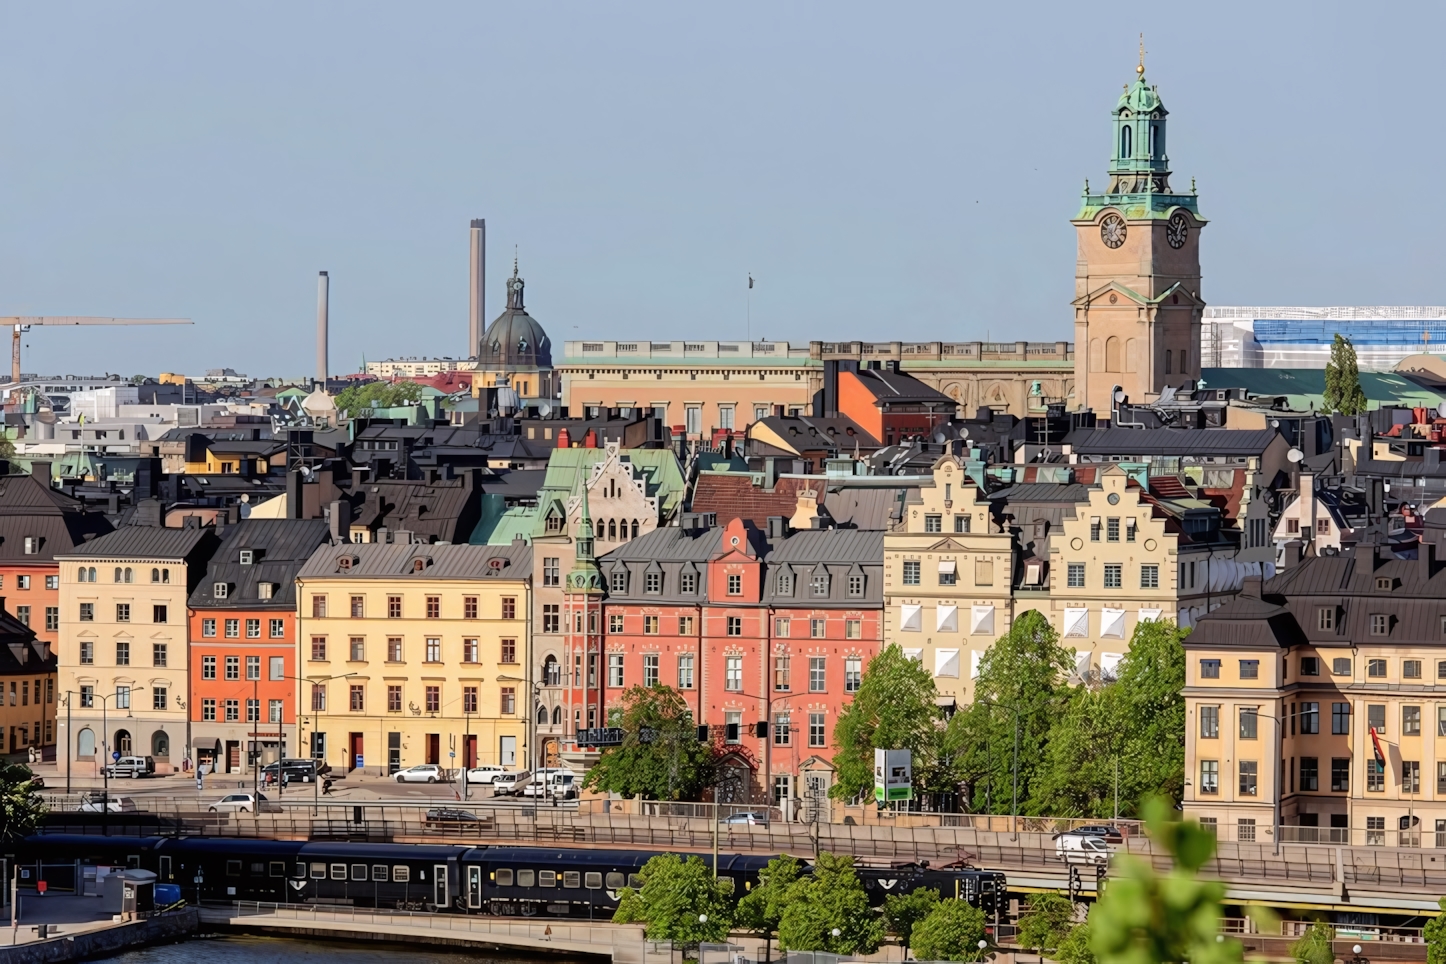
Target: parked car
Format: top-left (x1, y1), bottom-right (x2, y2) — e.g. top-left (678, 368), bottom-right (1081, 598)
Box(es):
top-left (425, 808), bottom-right (481, 825)
top-left (521, 770), bottom-right (577, 799)
top-left (1073, 824), bottom-right (1124, 843)
top-left (262, 759), bottom-right (318, 784)
top-left (722, 811), bottom-right (769, 825)
top-left (492, 770), bottom-right (533, 795)
top-left (102, 756), bottom-right (155, 779)
top-left (464, 766), bottom-right (506, 785)
top-left (394, 764), bottom-right (448, 784)
top-left (208, 792), bottom-right (276, 814)
top-left (78, 794), bottom-right (139, 813)
top-left (1055, 831), bottom-right (1111, 865)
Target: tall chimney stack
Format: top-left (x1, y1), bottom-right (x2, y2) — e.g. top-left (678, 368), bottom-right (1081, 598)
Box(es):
top-left (316, 271), bottom-right (329, 390)
top-left (469, 219), bottom-right (486, 360)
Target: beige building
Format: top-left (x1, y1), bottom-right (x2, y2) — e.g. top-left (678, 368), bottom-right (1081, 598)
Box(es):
top-left (295, 542), bottom-right (532, 776)
top-left (56, 525), bottom-right (219, 779)
top-left (882, 457), bottom-right (1015, 706)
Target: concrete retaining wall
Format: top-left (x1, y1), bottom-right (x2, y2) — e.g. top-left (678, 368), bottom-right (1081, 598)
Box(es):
top-left (0, 908), bottom-right (199, 964)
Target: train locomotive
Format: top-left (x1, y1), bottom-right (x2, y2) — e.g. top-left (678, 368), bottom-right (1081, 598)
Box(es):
top-left (23, 835), bottom-right (1008, 922)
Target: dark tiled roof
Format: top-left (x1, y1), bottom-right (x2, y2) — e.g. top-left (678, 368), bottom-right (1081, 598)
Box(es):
top-left (848, 369), bottom-right (956, 405)
top-left (1066, 428), bottom-right (1282, 457)
top-left (1187, 593), bottom-right (1307, 651)
top-left (990, 482), bottom-right (1093, 505)
top-left (0, 472), bottom-right (113, 561)
top-left (296, 541), bottom-right (532, 581)
top-left (0, 602), bottom-right (53, 676)
top-left (766, 529), bottom-right (883, 565)
top-left (347, 476), bottom-right (483, 544)
top-left (58, 525), bottom-right (216, 561)
top-left (189, 519), bottom-right (332, 610)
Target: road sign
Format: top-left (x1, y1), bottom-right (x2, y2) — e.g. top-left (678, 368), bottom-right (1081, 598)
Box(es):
top-left (112, 751), bottom-right (121, 762)
top-left (874, 748), bottom-right (913, 802)
top-left (577, 727), bottom-right (625, 747)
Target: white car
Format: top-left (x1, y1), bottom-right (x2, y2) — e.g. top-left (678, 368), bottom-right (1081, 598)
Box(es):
top-left (208, 792), bottom-right (272, 814)
top-left (522, 770), bottom-right (577, 799)
top-left (465, 766), bottom-right (506, 785)
top-left (394, 764), bottom-right (447, 784)
top-left (1055, 831), bottom-right (1110, 865)
top-left (78, 794), bottom-right (139, 813)
top-left (492, 770), bottom-right (533, 795)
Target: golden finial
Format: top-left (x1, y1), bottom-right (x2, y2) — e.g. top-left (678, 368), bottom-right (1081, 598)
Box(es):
top-left (1137, 33), bottom-right (1146, 76)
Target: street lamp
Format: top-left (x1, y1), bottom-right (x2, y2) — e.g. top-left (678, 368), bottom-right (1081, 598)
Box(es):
top-left (281, 672), bottom-right (353, 812)
top-left (85, 687), bottom-right (143, 834)
top-left (972, 698), bottom-right (1020, 838)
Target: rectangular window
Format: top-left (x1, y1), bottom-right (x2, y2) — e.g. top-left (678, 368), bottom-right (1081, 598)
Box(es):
top-left (955, 515), bottom-right (970, 533)
top-left (425, 685), bottom-right (440, 713)
top-left (349, 685), bottom-right (365, 712)
top-left (349, 638), bottom-right (365, 661)
top-left (1370, 614), bottom-right (1390, 636)
top-left (270, 618), bottom-right (285, 638)
top-left (202, 655), bottom-right (216, 679)
top-left (1318, 608), bottom-right (1336, 631)
top-left (773, 712), bottom-right (791, 746)
top-left (153, 687), bottom-right (168, 711)
top-left (809, 712), bottom-right (826, 748)
top-left (1067, 563), bottom-right (1085, 588)
top-left (202, 618), bottom-right (216, 637)
top-left (924, 514), bottom-right (942, 533)
top-left (678, 654), bottom-right (694, 689)
top-left (1368, 703), bottom-right (1386, 734)
top-left (246, 655), bottom-right (260, 680)
top-left (727, 616), bottom-right (742, 636)
top-left (225, 619), bottom-right (240, 638)
top-left (1103, 564), bottom-right (1121, 589)
top-left (1106, 517), bottom-right (1120, 542)
top-left (725, 656), bottom-right (742, 691)
top-left (1404, 760), bottom-right (1422, 794)
top-left (115, 641), bottom-right (130, 666)
top-left (499, 637), bottom-right (516, 663)
top-left (153, 605), bottom-right (167, 624)
top-left (727, 574), bottom-right (742, 595)
top-left (387, 686), bottom-right (402, 712)
top-left (426, 637), bottom-right (442, 662)
top-left (1332, 702), bottom-right (1350, 735)
top-left (153, 643), bottom-right (167, 667)
top-left (542, 605), bottom-right (559, 634)
top-left (426, 596), bottom-right (441, 619)
top-left (1404, 705), bottom-right (1422, 736)
top-left (44, 607), bottom-right (57, 632)
top-left (845, 657), bottom-right (862, 693)
top-left (774, 617), bottom-right (790, 637)
top-left (1367, 760), bottom-right (1385, 793)
top-left (543, 558), bottom-right (560, 587)
top-left (1368, 658), bottom-right (1387, 678)
top-left (1239, 760), bottom-right (1258, 796)
top-left (645, 572), bottom-right (662, 594)
top-left (609, 613), bottom-right (624, 634)
top-left (1240, 707), bottom-right (1258, 739)
top-left (1239, 660), bottom-right (1259, 679)
top-left (13, 606), bottom-right (26, 628)
top-left (1300, 656), bottom-right (1320, 676)
top-left (1200, 760), bottom-right (1219, 794)
top-left (463, 686), bottom-right (477, 714)
top-left (643, 615), bottom-right (659, 635)
top-left (246, 698), bottom-right (259, 722)
top-left (1439, 762), bottom-right (1446, 795)
top-left (202, 698), bottom-right (216, 721)
top-left (725, 710), bottom-right (741, 744)
top-left (902, 560), bottom-right (920, 586)
top-left (115, 603), bottom-right (129, 622)
top-left (846, 618), bottom-right (861, 639)
top-left (774, 656), bottom-right (790, 691)
top-left (1332, 758), bottom-right (1350, 793)
top-left (680, 570), bottom-right (698, 594)
top-left (387, 596), bottom-right (401, 618)
top-left (809, 657), bottom-right (826, 693)
top-left (1200, 706), bottom-right (1219, 738)
top-left (311, 595), bottom-right (327, 618)
top-left (246, 619), bottom-right (261, 639)
top-left (79, 602), bottom-right (93, 622)
top-left (1299, 701), bottom-right (1319, 734)
top-left (80, 640), bottom-right (93, 664)
top-left (79, 685), bottom-right (93, 708)
top-left (310, 685), bottom-right (326, 711)
top-left (811, 618), bottom-right (825, 638)
top-left (350, 595), bottom-right (365, 618)
top-left (938, 564), bottom-right (957, 587)
top-left (644, 654), bottom-right (659, 687)
top-left (224, 699), bottom-right (239, 721)
top-left (386, 637), bottom-right (403, 662)
top-left (1090, 517), bottom-right (1101, 541)
top-left (1238, 819), bottom-right (1256, 843)
top-left (678, 615), bottom-right (694, 635)
top-left (269, 656), bottom-right (284, 681)
top-left (310, 636), bottom-right (326, 661)
top-left (1199, 659), bottom-right (1220, 679)
top-left (500, 687), bottom-right (516, 715)
top-left (1404, 659), bottom-right (1423, 679)
top-left (1299, 757), bottom-right (1319, 792)
top-left (608, 654), bottom-right (624, 688)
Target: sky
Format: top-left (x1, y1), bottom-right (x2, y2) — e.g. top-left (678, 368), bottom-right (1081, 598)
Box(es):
top-left (0, 2), bottom-right (1442, 379)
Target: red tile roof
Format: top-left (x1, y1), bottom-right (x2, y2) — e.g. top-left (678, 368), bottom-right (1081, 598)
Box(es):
top-left (691, 474), bottom-right (820, 527)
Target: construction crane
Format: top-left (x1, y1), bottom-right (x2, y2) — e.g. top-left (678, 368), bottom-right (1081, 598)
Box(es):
top-left (1, 317), bottom-right (192, 387)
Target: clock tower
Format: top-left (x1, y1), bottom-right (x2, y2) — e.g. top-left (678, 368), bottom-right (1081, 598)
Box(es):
top-left (1072, 56), bottom-right (1206, 415)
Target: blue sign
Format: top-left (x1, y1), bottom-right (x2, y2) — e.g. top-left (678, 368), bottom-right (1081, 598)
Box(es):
top-left (354, 755), bottom-right (364, 768)
top-left (112, 751), bottom-right (121, 761)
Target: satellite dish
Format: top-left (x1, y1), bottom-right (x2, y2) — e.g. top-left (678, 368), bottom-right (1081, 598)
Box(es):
top-left (1270, 419), bottom-right (1281, 429)
top-left (1287, 448), bottom-right (1304, 463)
top-left (1437, 401), bottom-right (1446, 419)
top-left (1112, 390), bottom-right (1126, 404)
top-left (958, 427), bottom-right (970, 440)
top-left (300, 465), bottom-right (313, 479)
top-left (538, 402), bottom-right (552, 418)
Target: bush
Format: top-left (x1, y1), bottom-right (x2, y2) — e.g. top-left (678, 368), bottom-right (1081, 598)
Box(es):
top-left (908, 899), bottom-right (986, 962)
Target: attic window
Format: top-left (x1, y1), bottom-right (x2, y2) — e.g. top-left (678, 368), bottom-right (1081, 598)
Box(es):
top-left (257, 583), bottom-right (274, 600)
top-left (413, 558), bottom-right (431, 573)
top-left (545, 513), bottom-right (563, 534)
top-left (486, 558), bottom-right (506, 572)
top-left (239, 550), bottom-right (254, 566)
top-left (338, 557), bottom-right (353, 571)
top-left (1375, 577), bottom-right (1394, 592)
top-left (22, 537), bottom-right (36, 555)
top-left (214, 582), bottom-right (229, 599)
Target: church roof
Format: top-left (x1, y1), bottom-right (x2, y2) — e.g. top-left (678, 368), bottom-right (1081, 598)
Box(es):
top-left (479, 262), bottom-right (552, 373)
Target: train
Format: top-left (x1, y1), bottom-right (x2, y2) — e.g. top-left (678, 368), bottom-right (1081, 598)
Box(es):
top-left (21, 835), bottom-right (1009, 922)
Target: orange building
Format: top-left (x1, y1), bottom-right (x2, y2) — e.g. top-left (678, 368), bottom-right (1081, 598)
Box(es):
top-left (187, 519), bottom-right (330, 774)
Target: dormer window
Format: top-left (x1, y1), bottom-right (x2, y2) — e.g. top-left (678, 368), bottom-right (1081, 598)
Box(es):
top-left (810, 569), bottom-right (830, 597)
top-left (214, 582), bottom-right (229, 599)
top-left (22, 537), bottom-right (36, 555)
top-left (257, 583), bottom-right (274, 600)
top-left (239, 550), bottom-right (254, 566)
top-left (1376, 576), bottom-right (1395, 592)
top-left (338, 557), bottom-right (353, 571)
top-left (413, 559), bottom-right (427, 573)
top-left (776, 568), bottom-right (794, 596)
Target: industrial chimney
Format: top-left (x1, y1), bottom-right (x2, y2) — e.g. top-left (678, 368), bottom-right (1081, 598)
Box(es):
top-left (316, 271), bottom-right (329, 390)
top-left (469, 219), bottom-right (485, 359)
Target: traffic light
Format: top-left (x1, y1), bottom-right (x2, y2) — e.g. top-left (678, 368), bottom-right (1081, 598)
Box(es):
top-left (1068, 866), bottom-right (1081, 903)
top-left (754, 721), bottom-right (769, 738)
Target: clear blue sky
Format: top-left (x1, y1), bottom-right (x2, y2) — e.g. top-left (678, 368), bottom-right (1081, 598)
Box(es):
top-left (1, 3), bottom-right (1441, 378)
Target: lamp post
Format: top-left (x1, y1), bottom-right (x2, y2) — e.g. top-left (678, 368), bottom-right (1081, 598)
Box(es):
top-left (972, 698), bottom-right (1020, 838)
top-left (90, 688), bottom-right (143, 835)
top-left (281, 672), bottom-right (353, 812)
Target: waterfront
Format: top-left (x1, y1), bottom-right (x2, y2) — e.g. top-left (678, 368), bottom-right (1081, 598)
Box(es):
top-left (93, 934), bottom-right (548, 964)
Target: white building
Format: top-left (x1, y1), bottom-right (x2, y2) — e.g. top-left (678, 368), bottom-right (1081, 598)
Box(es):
top-left (365, 357), bottom-right (475, 377)
top-left (1201, 307), bottom-right (1446, 371)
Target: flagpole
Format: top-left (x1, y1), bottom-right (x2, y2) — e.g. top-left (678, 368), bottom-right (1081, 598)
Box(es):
top-left (747, 274), bottom-right (753, 343)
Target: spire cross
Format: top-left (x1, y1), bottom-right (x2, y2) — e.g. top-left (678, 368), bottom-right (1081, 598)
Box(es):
top-left (1137, 34), bottom-right (1146, 77)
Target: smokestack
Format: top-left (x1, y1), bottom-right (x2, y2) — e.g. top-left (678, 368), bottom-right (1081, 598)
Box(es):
top-left (469, 219), bottom-right (486, 359)
top-left (316, 271), bottom-right (329, 389)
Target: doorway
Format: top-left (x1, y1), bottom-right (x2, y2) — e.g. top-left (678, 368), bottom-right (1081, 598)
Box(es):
top-left (464, 735), bottom-right (477, 770)
top-left (226, 741), bottom-right (241, 772)
top-left (499, 735), bottom-right (516, 768)
top-left (348, 732), bottom-right (364, 772)
top-left (426, 734), bottom-right (440, 766)
top-left (387, 732), bottom-right (401, 774)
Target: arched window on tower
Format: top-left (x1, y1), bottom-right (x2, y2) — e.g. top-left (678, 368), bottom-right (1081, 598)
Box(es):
top-left (1105, 336), bottom-right (1122, 373)
top-left (608, 519), bottom-right (617, 540)
top-left (1164, 350), bottom-right (1173, 375)
top-left (1121, 125), bottom-right (1132, 159)
top-left (1150, 124), bottom-right (1159, 156)
top-left (1180, 348), bottom-right (1189, 374)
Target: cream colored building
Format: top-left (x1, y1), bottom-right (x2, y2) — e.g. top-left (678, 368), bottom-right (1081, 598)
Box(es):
top-left (295, 542), bottom-right (532, 776)
top-left (56, 525), bottom-right (219, 778)
top-left (882, 457), bottom-right (1015, 706)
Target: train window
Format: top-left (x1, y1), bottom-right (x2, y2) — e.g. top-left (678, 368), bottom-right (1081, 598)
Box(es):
top-left (330, 864), bottom-right (346, 880)
top-left (226, 861), bottom-right (241, 877)
top-left (496, 869), bottom-right (514, 887)
top-left (518, 870), bottom-right (535, 887)
top-left (393, 866), bottom-right (411, 883)
top-left (563, 872), bottom-right (581, 889)
top-left (539, 871), bottom-right (557, 887)
top-left (310, 863), bottom-right (326, 879)
top-left (372, 865), bottom-right (388, 882)
top-left (628, 874), bottom-right (643, 889)
top-left (159, 857), bottom-right (172, 880)
top-left (294, 864), bottom-right (307, 879)
top-left (351, 865), bottom-right (367, 881)
top-left (269, 862), bottom-right (285, 878)
top-left (605, 872), bottom-right (625, 889)
top-left (250, 863), bottom-right (265, 876)
top-left (584, 872), bottom-right (602, 889)
top-left (128, 855), bottom-right (141, 869)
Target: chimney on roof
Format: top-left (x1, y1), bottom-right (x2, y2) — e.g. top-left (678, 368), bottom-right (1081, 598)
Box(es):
top-left (1279, 539), bottom-right (1304, 569)
top-left (1240, 575), bottom-right (1262, 598)
top-left (316, 271), bottom-right (329, 389)
top-left (30, 461), bottom-right (50, 487)
top-left (886, 359), bottom-right (900, 374)
top-left (556, 427), bottom-right (571, 449)
top-left (1422, 540), bottom-right (1436, 580)
top-left (468, 218), bottom-right (486, 358)
top-left (766, 516), bottom-right (787, 540)
top-left (329, 500), bottom-right (352, 543)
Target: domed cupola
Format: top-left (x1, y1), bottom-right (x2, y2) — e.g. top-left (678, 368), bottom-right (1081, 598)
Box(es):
top-left (478, 259), bottom-right (552, 372)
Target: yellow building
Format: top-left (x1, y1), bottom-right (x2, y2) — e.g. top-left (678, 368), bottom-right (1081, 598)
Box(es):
top-left (882, 456), bottom-right (1015, 706)
top-left (295, 542), bottom-right (532, 776)
top-left (55, 525), bottom-right (220, 778)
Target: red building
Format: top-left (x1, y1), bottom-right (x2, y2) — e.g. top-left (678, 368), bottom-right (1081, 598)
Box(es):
top-left (580, 516), bottom-right (883, 813)
top-left (187, 519), bottom-right (330, 775)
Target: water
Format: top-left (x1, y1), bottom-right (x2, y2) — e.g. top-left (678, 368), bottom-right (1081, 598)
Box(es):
top-left (92, 934), bottom-right (549, 963)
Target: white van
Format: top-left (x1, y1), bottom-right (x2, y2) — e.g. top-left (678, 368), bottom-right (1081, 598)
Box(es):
top-left (1055, 832), bottom-right (1111, 865)
top-left (493, 770), bottom-right (533, 795)
top-left (523, 769), bottom-right (578, 799)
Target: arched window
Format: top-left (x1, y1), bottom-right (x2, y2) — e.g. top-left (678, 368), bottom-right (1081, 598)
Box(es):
top-left (1105, 336), bottom-right (1121, 373)
top-left (115, 729), bottom-right (132, 755)
top-left (1125, 338), bottom-right (1139, 374)
top-left (78, 567), bottom-right (88, 583)
top-left (1150, 123), bottom-right (1159, 156)
top-left (151, 568), bottom-right (160, 583)
top-left (1164, 350), bottom-right (1173, 375)
top-left (162, 569), bottom-right (170, 584)
top-left (543, 655), bottom-right (560, 686)
top-left (151, 730), bottom-right (169, 758)
top-left (76, 727), bottom-right (95, 757)
top-left (124, 567), bottom-right (133, 583)
top-left (1180, 348), bottom-right (1189, 374)
top-left (1089, 338), bottom-right (1104, 373)
top-left (114, 568), bottom-right (122, 583)
top-left (608, 519), bottom-right (616, 540)
top-left (1120, 125), bottom-right (1132, 159)
top-left (631, 520), bottom-right (639, 539)
top-left (536, 704), bottom-right (548, 725)
top-left (554, 706), bottom-right (563, 726)
top-left (595, 519), bottom-right (605, 540)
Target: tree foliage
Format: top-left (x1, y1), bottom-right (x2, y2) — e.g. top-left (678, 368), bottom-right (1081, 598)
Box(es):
top-left (334, 380), bottom-right (425, 417)
top-left (1323, 334), bottom-right (1367, 416)
top-left (1056, 922), bottom-right (1097, 964)
top-left (583, 685), bottom-right (715, 800)
top-left (1089, 797), bottom-right (1242, 964)
top-left (830, 644), bottom-right (940, 802)
top-left (1425, 897), bottom-right (1446, 964)
top-left (777, 852), bottom-right (883, 954)
top-left (908, 899), bottom-right (987, 962)
top-left (735, 854), bottom-right (802, 953)
top-left (1289, 923), bottom-right (1335, 964)
top-left (0, 763), bottom-right (44, 842)
top-left (882, 887), bottom-right (939, 951)
top-left (610, 853), bottom-right (733, 944)
top-left (1016, 892), bottom-right (1078, 952)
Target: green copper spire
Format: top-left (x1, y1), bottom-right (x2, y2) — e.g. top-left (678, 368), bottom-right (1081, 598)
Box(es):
top-left (566, 484), bottom-right (603, 593)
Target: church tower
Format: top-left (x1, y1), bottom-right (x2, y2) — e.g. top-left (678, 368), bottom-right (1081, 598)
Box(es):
top-left (1072, 51), bottom-right (1206, 414)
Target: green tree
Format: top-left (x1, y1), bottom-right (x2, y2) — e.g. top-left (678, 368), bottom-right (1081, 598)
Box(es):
top-left (1323, 334), bottom-right (1367, 416)
top-left (610, 853), bottom-right (732, 944)
top-left (1424, 897), bottom-right (1446, 964)
top-left (1088, 797), bottom-right (1242, 964)
top-left (944, 609), bottom-right (1073, 814)
top-left (1056, 923), bottom-right (1097, 964)
top-left (830, 644), bottom-right (940, 802)
top-left (583, 685), bottom-right (715, 800)
top-left (908, 899), bottom-right (986, 962)
top-left (334, 380), bottom-right (425, 417)
top-left (1289, 923), bottom-right (1335, 964)
top-left (735, 854), bottom-right (802, 958)
top-left (882, 887), bottom-right (939, 952)
top-left (0, 763), bottom-right (44, 842)
top-left (777, 852), bottom-right (883, 954)
top-left (1016, 892), bottom-right (1078, 953)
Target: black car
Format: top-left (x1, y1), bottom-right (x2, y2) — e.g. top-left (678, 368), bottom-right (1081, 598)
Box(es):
top-left (1073, 824), bottom-right (1124, 843)
top-left (425, 808), bottom-right (480, 824)
top-left (261, 760), bottom-right (318, 784)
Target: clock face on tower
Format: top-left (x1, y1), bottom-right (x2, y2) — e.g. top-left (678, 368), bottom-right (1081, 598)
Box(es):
top-left (1166, 212), bottom-right (1189, 249)
top-left (1100, 214), bottom-right (1126, 249)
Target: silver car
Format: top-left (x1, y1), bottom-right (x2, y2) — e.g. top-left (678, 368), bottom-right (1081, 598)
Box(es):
top-left (394, 764), bottom-right (446, 784)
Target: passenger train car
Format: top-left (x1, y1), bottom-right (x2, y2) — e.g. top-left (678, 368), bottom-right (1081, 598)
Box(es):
top-left (23, 836), bottom-right (1008, 921)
